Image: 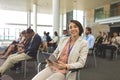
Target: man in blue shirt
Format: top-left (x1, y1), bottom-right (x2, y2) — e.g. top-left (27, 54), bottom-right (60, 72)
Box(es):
top-left (83, 27), bottom-right (95, 49)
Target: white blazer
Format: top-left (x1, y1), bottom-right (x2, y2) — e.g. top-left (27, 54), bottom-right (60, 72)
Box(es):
top-left (52, 36), bottom-right (89, 80)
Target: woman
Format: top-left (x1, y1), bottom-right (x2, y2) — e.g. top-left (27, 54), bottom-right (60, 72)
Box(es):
top-left (32, 20), bottom-right (88, 80)
top-left (49, 31), bottom-right (59, 51)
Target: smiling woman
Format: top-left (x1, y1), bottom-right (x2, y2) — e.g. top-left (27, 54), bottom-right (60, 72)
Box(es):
top-left (32, 20), bottom-right (89, 80)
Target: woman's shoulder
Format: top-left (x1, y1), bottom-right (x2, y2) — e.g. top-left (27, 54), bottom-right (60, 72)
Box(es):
top-left (82, 39), bottom-right (88, 44)
top-left (61, 36), bottom-right (70, 40)
top-left (58, 37), bottom-right (70, 43)
top-left (78, 37), bottom-right (88, 44)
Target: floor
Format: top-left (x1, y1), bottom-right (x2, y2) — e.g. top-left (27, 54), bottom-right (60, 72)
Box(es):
top-left (0, 48), bottom-right (120, 80)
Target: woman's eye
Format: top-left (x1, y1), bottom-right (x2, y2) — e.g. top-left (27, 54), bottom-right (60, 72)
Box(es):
top-left (69, 26), bottom-right (72, 29)
top-left (74, 25), bottom-right (77, 28)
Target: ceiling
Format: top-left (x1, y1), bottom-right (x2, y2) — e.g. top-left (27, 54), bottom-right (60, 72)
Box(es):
top-left (0, 0), bottom-right (120, 14)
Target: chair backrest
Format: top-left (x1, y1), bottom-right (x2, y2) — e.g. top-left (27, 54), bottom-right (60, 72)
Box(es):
top-left (37, 51), bottom-right (51, 64)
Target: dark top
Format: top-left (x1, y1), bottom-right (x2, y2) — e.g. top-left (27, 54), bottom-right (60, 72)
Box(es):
top-left (24, 34), bottom-right (42, 58)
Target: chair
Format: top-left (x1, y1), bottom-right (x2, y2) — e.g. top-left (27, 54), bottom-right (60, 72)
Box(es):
top-left (66, 68), bottom-right (82, 80)
top-left (23, 57), bottom-right (37, 79)
top-left (23, 51), bottom-right (38, 79)
top-left (114, 45), bottom-right (120, 60)
top-left (88, 48), bottom-right (97, 67)
top-left (37, 52), bottom-right (82, 80)
top-left (37, 52), bottom-right (51, 73)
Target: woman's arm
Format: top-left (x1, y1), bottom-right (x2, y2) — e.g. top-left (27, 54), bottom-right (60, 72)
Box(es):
top-left (67, 41), bottom-right (89, 69)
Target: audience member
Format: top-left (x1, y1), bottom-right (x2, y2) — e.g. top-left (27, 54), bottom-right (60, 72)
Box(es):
top-left (0, 30), bottom-right (27, 59)
top-left (62, 30), bottom-right (69, 37)
top-left (32, 20), bottom-right (88, 80)
top-left (94, 31), bottom-right (103, 55)
top-left (49, 31), bottom-right (59, 50)
top-left (98, 32), bottom-right (111, 57)
top-left (111, 32), bottom-right (120, 48)
top-left (99, 32), bottom-right (120, 59)
top-left (42, 31), bottom-right (47, 42)
top-left (0, 28), bottom-right (42, 76)
top-left (46, 32), bottom-right (52, 47)
top-left (83, 27), bottom-right (95, 49)
top-left (39, 41), bottom-right (48, 53)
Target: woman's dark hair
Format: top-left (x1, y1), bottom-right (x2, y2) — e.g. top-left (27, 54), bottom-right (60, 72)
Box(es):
top-left (54, 31), bottom-right (58, 36)
top-left (70, 20), bottom-right (84, 36)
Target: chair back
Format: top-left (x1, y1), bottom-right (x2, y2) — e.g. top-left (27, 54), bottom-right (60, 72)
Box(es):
top-left (37, 51), bottom-right (51, 64)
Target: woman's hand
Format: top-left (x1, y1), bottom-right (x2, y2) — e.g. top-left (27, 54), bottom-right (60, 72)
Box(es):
top-left (46, 59), bottom-right (53, 66)
top-left (53, 61), bottom-right (67, 70)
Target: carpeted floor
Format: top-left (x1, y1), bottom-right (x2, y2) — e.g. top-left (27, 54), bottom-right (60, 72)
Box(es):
top-left (0, 48), bottom-right (120, 80)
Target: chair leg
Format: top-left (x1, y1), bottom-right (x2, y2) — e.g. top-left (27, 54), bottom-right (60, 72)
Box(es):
top-left (37, 63), bottom-right (41, 73)
top-left (93, 50), bottom-right (97, 67)
top-left (115, 49), bottom-right (118, 60)
top-left (78, 70), bottom-right (81, 80)
top-left (66, 71), bottom-right (72, 80)
top-left (24, 60), bottom-right (27, 79)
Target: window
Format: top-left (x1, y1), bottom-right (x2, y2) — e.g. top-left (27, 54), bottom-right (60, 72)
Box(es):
top-left (95, 8), bottom-right (104, 20)
top-left (0, 10), bottom-right (27, 41)
top-left (110, 2), bottom-right (120, 17)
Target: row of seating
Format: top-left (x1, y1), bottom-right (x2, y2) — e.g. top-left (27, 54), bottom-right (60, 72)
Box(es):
top-left (23, 45), bottom-right (120, 80)
top-left (23, 50), bottom-right (81, 80)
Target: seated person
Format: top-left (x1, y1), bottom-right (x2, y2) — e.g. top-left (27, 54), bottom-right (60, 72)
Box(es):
top-left (94, 31), bottom-right (103, 47)
top-left (32, 20), bottom-right (88, 80)
top-left (111, 32), bottom-right (120, 48)
top-left (83, 27), bottom-right (95, 49)
top-left (94, 31), bottom-right (103, 55)
top-left (100, 32), bottom-right (120, 59)
top-left (0, 30), bottom-right (26, 59)
top-left (0, 28), bottom-right (42, 76)
top-left (62, 30), bottom-right (69, 37)
top-left (97, 32), bottom-right (111, 57)
top-left (49, 31), bottom-right (59, 51)
top-left (39, 41), bottom-right (48, 53)
top-left (109, 32), bottom-right (120, 59)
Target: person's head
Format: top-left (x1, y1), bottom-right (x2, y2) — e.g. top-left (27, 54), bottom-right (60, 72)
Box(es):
top-left (26, 28), bottom-right (34, 39)
top-left (63, 30), bottom-right (68, 35)
top-left (46, 32), bottom-right (50, 36)
top-left (98, 31), bottom-right (102, 36)
top-left (85, 27), bottom-right (92, 35)
top-left (20, 30), bottom-right (26, 37)
top-left (54, 31), bottom-right (58, 36)
top-left (43, 31), bottom-right (46, 35)
top-left (68, 20), bottom-right (84, 37)
top-left (113, 32), bottom-right (118, 37)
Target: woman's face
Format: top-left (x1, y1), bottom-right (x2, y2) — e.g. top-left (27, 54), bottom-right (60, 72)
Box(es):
top-left (69, 22), bottom-right (79, 37)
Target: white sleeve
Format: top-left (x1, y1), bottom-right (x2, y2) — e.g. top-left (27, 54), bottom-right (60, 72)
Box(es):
top-left (52, 36), bottom-right (58, 43)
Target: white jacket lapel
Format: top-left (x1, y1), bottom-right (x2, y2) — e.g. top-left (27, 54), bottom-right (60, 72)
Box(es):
top-left (68, 37), bottom-right (83, 63)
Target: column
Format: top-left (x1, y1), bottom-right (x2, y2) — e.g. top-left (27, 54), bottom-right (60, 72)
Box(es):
top-left (83, 11), bottom-right (86, 27)
top-left (60, 14), bottom-right (64, 37)
top-left (52, 0), bottom-right (60, 34)
top-left (33, 3), bottom-right (37, 32)
top-left (66, 11), bottom-right (73, 30)
top-left (27, 10), bottom-right (31, 28)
